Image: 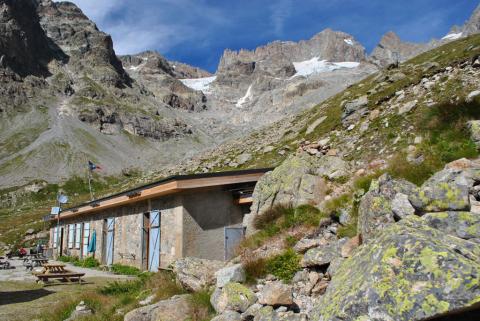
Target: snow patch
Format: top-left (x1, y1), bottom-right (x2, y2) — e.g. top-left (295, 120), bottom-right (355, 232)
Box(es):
top-left (292, 57), bottom-right (360, 78)
top-left (344, 39), bottom-right (354, 46)
top-left (442, 32), bottom-right (463, 40)
top-left (180, 76), bottom-right (216, 93)
top-left (236, 84), bottom-right (253, 107)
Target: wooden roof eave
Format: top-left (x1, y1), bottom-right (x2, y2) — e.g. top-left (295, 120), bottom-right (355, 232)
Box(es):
top-left (57, 172), bottom-right (264, 221)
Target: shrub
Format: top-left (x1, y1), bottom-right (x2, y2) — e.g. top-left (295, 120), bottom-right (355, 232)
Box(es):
top-left (353, 173), bottom-right (382, 192)
top-left (190, 289), bottom-right (215, 320)
top-left (145, 270), bottom-right (185, 301)
top-left (73, 256), bottom-right (100, 268)
top-left (243, 258), bottom-right (267, 283)
top-left (323, 194), bottom-right (350, 218)
top-left (110, 264), bottom-right (141, 276)
top-left (265, 249), bottom-right (301, 282)
top-left (253, 204), bottom-right (293, 230)
top-left (285, 235), bottom-right (299, 247)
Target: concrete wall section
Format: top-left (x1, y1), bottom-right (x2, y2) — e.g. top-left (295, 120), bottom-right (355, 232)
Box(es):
top-left (181, 188), bottom-right (245, 261)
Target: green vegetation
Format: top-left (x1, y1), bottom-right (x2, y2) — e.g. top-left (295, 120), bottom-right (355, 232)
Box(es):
top-left (189, 289), bottom-right (215, 321)
top-left (239, 204), bottom-right (328, 252)
top-left (110, 264), bottom-right (141, 276)
top-left (265, 249), bottom-right (301, 282)
top-left (243, 249), bottom-right (301, 283)
top-left (58, 255), bottom-right (100, 268)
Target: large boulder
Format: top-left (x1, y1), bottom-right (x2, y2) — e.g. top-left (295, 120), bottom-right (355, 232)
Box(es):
top-left (172, 257), bottom-right (225, 292)
top-left (310, 215), bottom-right (480, 321)
top-left (215, 264), bottom-right (246, 288)
top-left (257, 281), bottom-right (294, 306)
top-left (211, 310), bottom-right (242, 321)
top-left (124, 295), bottom-right (192, 321)
top-left (358, 174), bottom-right (418, 240)
top-left (245, 153), bottom-right (349, 234)
top-left (211, 282), bottom-right (257, 314)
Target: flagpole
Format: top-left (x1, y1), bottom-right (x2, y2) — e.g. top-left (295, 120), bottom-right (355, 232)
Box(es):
top-left (88, 166), bottom-right (94, 201)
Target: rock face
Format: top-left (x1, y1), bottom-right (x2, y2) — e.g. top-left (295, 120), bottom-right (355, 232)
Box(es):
top-left (124, 295), bottom-right (192, 321)
top-left (310, 215), bottom-right (480, 321)
top-left (370, 31), bottom-right (427, 67)
top-left (244, 153), bottom-right (349, 234)
top-left (36, 0), bottom-right (130, 87)
top-left (172, 257), bottom-right (225, 292)
top-left (358, 174), bottom-right (418, 241)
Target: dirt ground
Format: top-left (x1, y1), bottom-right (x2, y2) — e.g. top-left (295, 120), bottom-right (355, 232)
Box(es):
top-left (0, 258), bottom-right (131, 321)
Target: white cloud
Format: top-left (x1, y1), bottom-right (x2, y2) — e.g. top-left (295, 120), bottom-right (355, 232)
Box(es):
top-left (54, 0), bottom-right (229, 55)
top-left (270, 0), bottom-right (292, 36)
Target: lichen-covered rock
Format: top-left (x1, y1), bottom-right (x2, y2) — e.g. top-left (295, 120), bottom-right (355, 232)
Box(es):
top-left (172, 257), bottom-right (225, 292)
top-left (310, 215), bottom-right (480, 321)
top-left (409, 160), bottom-right (480, 213)
top-left (245, 153), bottom-right (349, 234)
top-left (358, 174), bottom-right (418, 240)
top-left (211, 282), bottom-right (257, 313)
top-left (257, 281), bottom-right (294, 306)
top-left (215, 264), bottom-right (246, 288)
top-left (423, 211), bottom-right (480, 240)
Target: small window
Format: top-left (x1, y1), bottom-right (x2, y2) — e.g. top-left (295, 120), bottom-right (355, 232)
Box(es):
top-left (68, 224), bottom-right (74, 248)
top-left (83, 223), bottom-right (90, 255)
top-left (75, 224), bottom-right (81, 249)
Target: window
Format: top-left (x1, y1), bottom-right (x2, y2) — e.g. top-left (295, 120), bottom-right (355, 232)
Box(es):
top-left (75, 224), bottom-right (81, 249)
top-left (53, 226), bottom-right (58, 248)
top-left (68, 224), bottom-right (74, 248)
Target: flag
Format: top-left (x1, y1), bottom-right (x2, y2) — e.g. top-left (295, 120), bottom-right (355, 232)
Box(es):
top-left (88, 160), bottom-right (102, 171)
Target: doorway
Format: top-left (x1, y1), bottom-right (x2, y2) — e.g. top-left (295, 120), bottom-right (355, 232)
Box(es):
top-left (59, 227), bottom-right (64, 257)
top-left (103, 218), bottom-right (115, 266)
top-left (224, 227), bottom-right (245, 260)
top-left (142, 210), bottom-right (161, 271)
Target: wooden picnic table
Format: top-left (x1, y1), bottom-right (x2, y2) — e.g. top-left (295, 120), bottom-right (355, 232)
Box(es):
top-left (41, 263), bottom-right (66, 274)
top-left (33, 263), bottom-right (85, 284)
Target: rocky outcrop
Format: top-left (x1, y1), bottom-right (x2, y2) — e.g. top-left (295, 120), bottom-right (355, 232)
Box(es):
top-left (215, 264), bottom-right (246, 288)
top-left (124, 295), bottom-right (192, 321)
top-left (35, 0), bottom-right (130, 88)
top-left (244, 153), bottom-right (349, 234)
top-left (370, 31), bottom-right (428, 67)
top-left (172, 257), bottom-right (225, 292)
top-left (310, 215), bottom-right (480, 321)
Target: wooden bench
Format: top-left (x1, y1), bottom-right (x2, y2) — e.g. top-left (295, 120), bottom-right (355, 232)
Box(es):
top-left (33, 272), bottom-right (85, 284)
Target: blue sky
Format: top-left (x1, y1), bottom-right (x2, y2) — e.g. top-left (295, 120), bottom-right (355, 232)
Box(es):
top-left (63, 0), bottom-right (478, 73)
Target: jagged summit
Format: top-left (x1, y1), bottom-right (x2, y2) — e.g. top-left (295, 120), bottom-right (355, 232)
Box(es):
top-left (370, 31), bottom-right (427, 66)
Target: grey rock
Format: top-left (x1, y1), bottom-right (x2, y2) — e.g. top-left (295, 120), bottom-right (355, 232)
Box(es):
top-left (358, 173), bottom-right (418, 240)
top-left (391, 193), bottom-right (415, 219)
top-left (466, 90), bottom-right (480, 103)
top-left (236, 153), bottom-right (252, 165)
top-left (172, 257), bottom-right (225, 292)
top-left (301, 239), bottom-right (345, 267)
top-left (257, 281), bottom-right (293, 306)
top-left (342, 95), bottom-right (368, 121)
top-left (124, 295), bottom-right (191, 321)
top-left (370, 32), bottom-right (428, 67)
top-left (215, 264), bottom-right (246, 288)
top-left (397, 100), bottom-right (417, 115)
top-left (467, 120), bottom-right (480, 150)
top-left (310, 215), bottom-right (480, 321)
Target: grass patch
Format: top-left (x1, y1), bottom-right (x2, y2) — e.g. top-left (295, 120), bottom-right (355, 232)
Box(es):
top-left (265, 249), bottom-right (301, 282)
top-left (240, 204), bottom-right (328, 252)
top-left (189, 289), bottom-right (215, 321)
top-left (58, 255), bottom-right (100, 268)
top-left (110, 264), bottom-right (141, 276)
